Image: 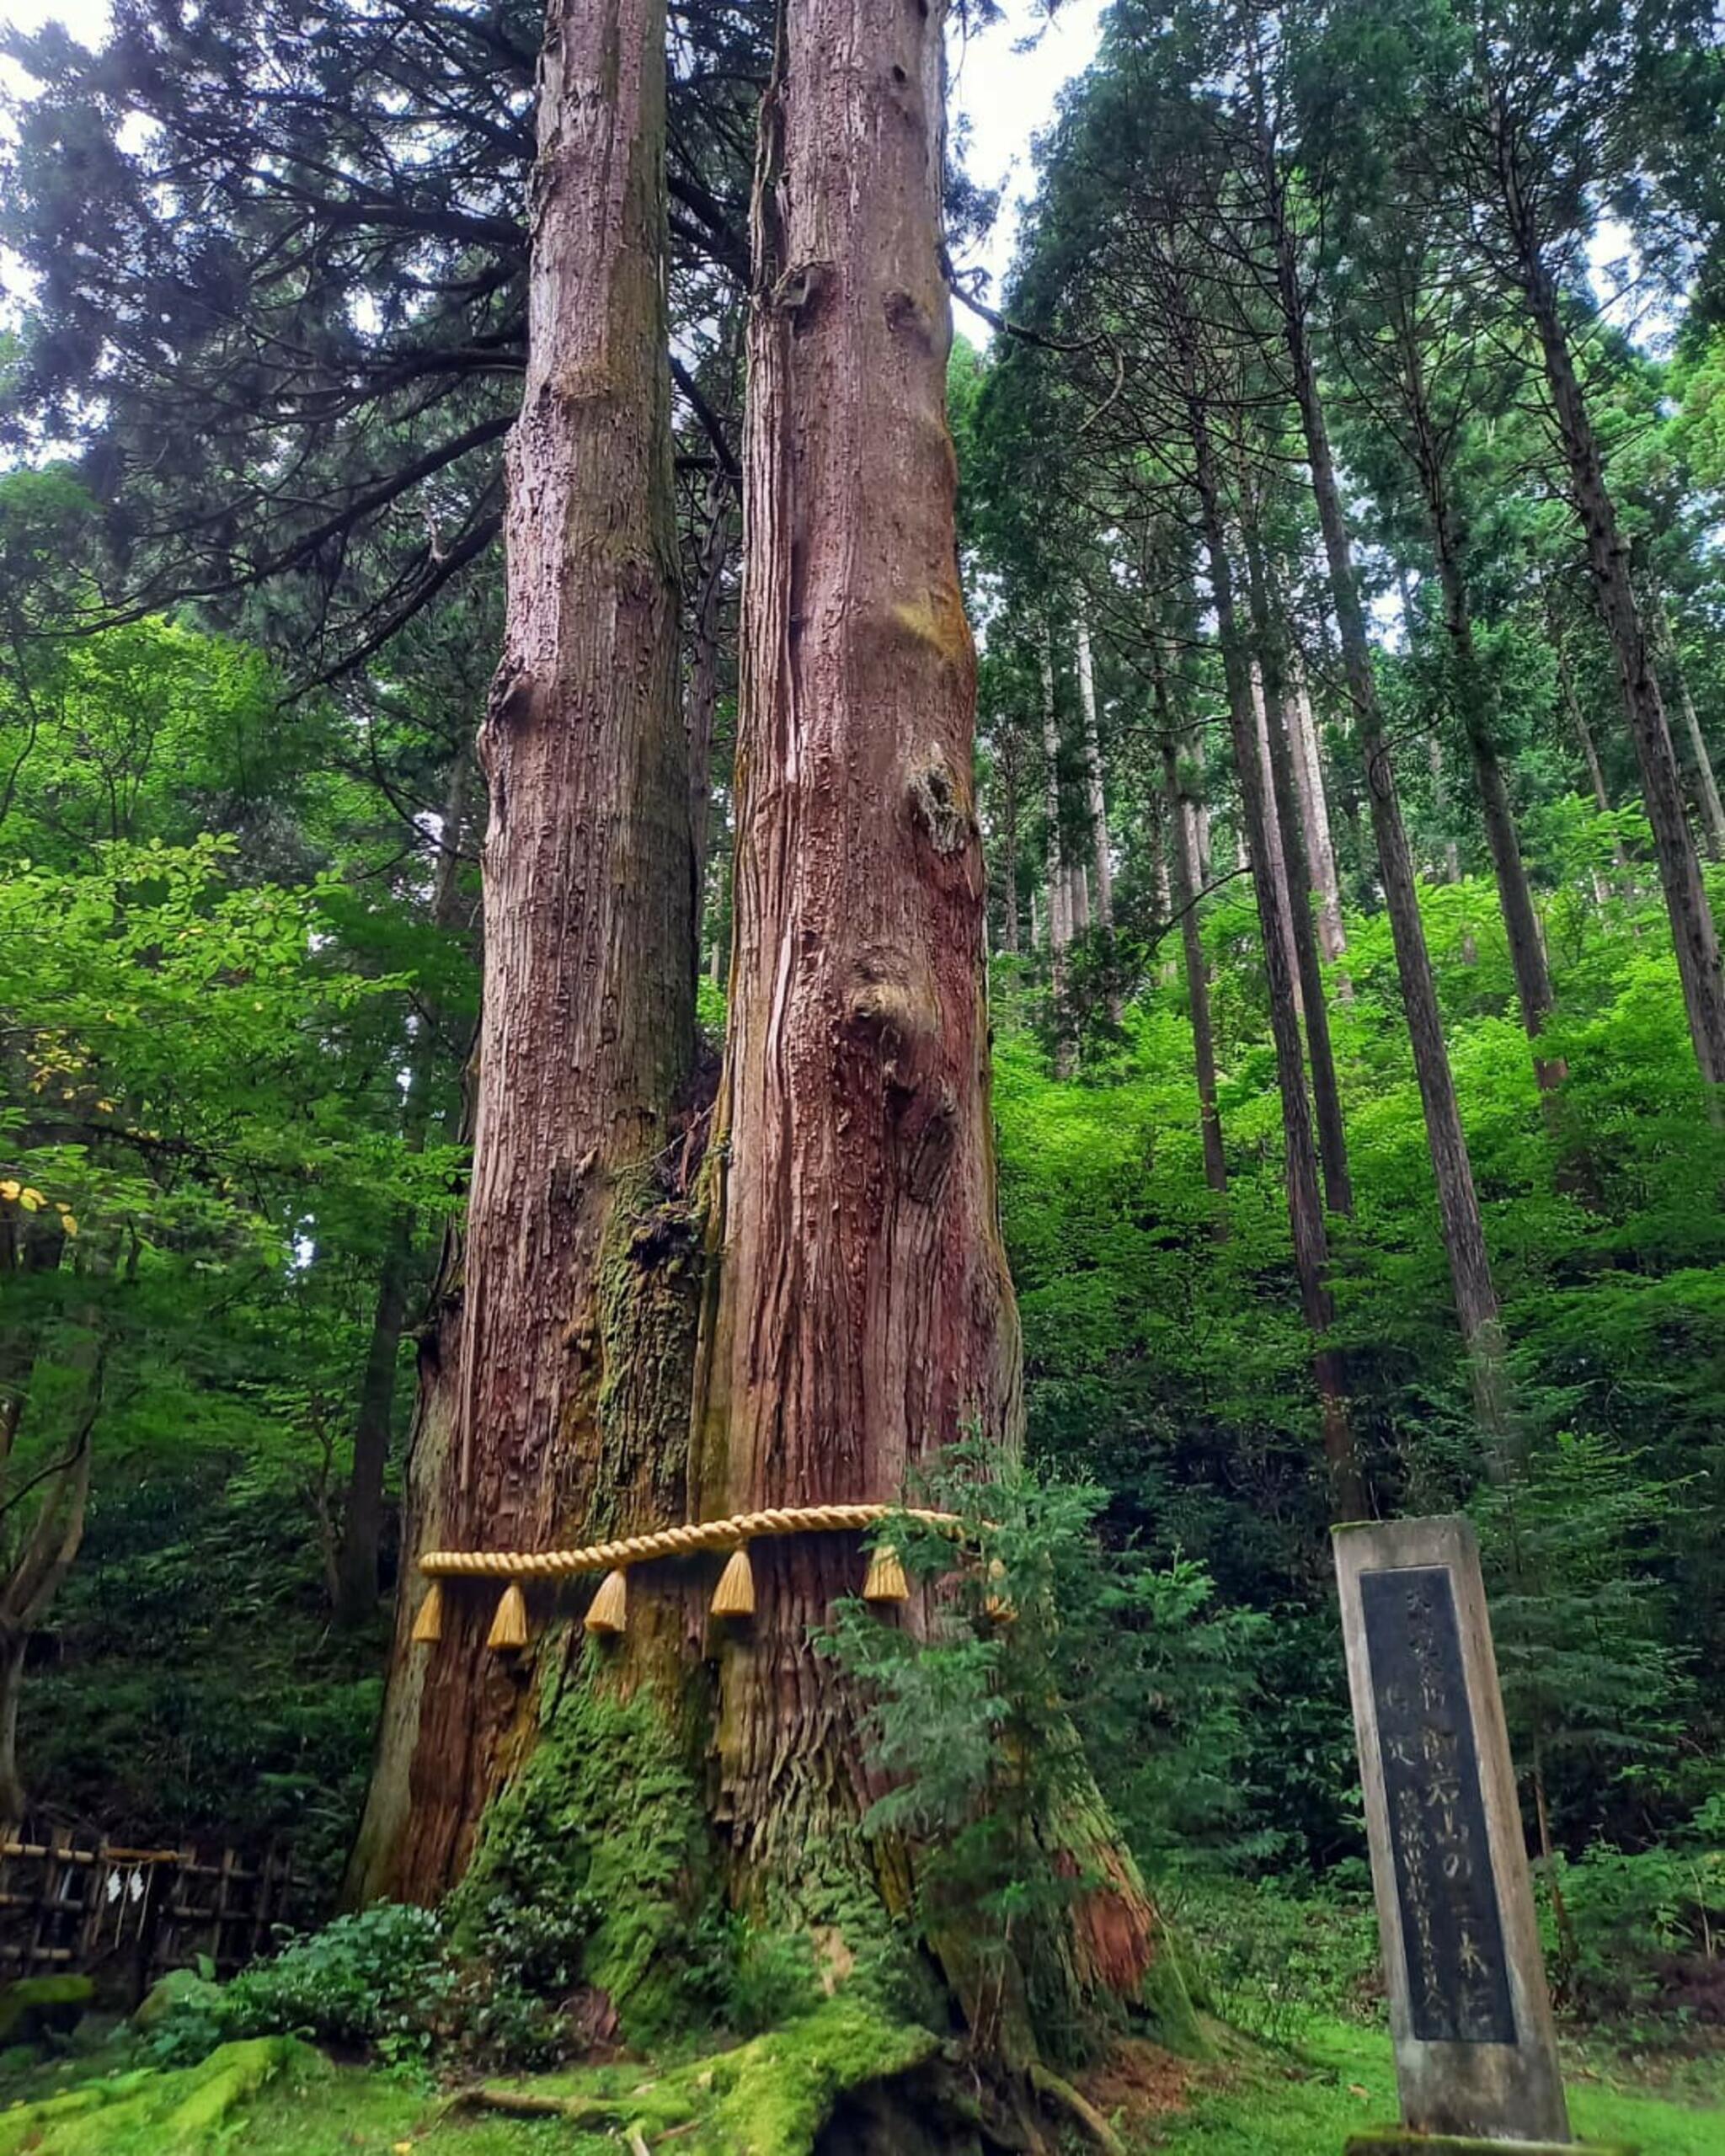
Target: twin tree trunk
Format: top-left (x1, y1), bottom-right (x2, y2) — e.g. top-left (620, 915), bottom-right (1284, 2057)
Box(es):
top-left (351, 0), bottom-right (1178, 2062)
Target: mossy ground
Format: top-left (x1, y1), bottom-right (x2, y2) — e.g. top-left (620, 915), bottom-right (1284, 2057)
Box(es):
top-left (1126, 2015), bottom-right (1725, 2156)
top-left (0, 2001), bottom-right (938, 2156)
top-left (0, 2004), bottom-right (1717, 2153)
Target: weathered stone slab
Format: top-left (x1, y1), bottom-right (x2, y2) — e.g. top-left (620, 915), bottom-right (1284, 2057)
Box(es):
top-left (1334, 1515), bottom-right (1570, 2143)
top-left (1344, 2137), bottom-right (1635, 2154)
top-left (1337, 2138), bottom-right (1638, 2156)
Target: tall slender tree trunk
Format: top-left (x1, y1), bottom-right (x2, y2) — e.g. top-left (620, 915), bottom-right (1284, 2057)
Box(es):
top-left (1188, 728), bottom-right (1214, 887)
top-left (1075, 613), bottom-right (1114, 927)
top-left (1156, 643), bottom-right (1228, 1210)
top-left (999, 750), bottom-right (1022, 954)
top-left (1247, 660), bottom-right (1300, 1011)
top-left (1659, 616), bottom-right (1725, 863)
top-left (346, 0), bottom-right (696, 1901)
top-left (1290, 653), bottom-right (1348, 969)
top-left (1239, 489), bottom-right (1354, 1217)
top-left (334, 753), bottom-right (473, 1629)
top-left (1494, 127), bottom-right (1725, 1093)
top-left (1178, 339), bottom-right (1361, 1517)
top-left (687, 475), bottom-right (734, 911)
top-left (1397, 318), bottom-right (1564, 1092)
top-left (704, 0), bottom-right (1180, 2047)
top-left (1041, 632), bottom-right (1074, 1073)
top-left (1252, 98), bottom-right (1512, 1461)
top-left (1549, 590), bottom-right (1626, 898)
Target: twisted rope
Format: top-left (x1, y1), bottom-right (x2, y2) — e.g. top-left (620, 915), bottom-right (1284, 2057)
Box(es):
top-left (419, 1504), bottom-right (964, 1582)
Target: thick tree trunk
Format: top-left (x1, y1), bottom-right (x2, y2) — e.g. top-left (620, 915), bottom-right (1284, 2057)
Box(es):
top-left (1156, 646), bottom-right (1228, 1209)
top-left (334, 752), bottom-right (473, 1630)
top-left (1497, 144), bottom-right (1725, 1091)
top-left (1075, 614), bottom-right (1114, 928)
top-left (1256, 120), bottom-right (1512, 1461)
top-left (708, 0), bottom-right (1177, 2046)
top-left (1182, 359), bottom-right (1361, 1518)
top-left (345, 0), bottom-right (695, 1902)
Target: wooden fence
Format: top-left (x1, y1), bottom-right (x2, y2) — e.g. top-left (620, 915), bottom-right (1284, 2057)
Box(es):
top-left (0, 1832), bottom-right (294, 1990)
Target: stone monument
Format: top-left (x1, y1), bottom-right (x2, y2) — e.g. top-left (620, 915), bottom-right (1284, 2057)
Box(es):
top-left (1333, 1514), bottom-right (1631, 2155)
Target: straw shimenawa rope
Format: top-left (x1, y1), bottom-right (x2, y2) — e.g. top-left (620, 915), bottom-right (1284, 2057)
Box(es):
top-left (411, 1505), bottom-right (1004, 1649)
top-left (418, 1503), bottom-right (964, 1581)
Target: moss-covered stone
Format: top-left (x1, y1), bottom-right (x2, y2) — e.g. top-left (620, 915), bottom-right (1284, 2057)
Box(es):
top-left (0, 1975), bottom-right (93, 2046)
top-left (131, 1968), bottom-right (221, 2034)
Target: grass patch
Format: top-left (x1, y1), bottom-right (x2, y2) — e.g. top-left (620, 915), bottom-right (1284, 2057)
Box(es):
top-left (1132, 2015), bottom-right (1725, 2155)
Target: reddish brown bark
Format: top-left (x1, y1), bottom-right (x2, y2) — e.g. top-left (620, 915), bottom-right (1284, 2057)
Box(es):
top-left (346, 0), bottom-right (695, 1902)
top-left (702, 0), bottom-right (1169, 2029)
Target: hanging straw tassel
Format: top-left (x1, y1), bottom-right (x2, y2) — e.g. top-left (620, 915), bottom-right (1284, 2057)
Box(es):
top-left (410, 1580), bottom-right (445, 1644)
top-left (710, 1544), bottom-right (756, 1619)
top-left (983, 1558), bottom-right (1017, 1625)
top-left (862, 1541), bottom-right (909, 1604)
top-left (487, 1582), bottom-right (530, 1651)
top-left (585, 1566), bottom-right (628, 1637)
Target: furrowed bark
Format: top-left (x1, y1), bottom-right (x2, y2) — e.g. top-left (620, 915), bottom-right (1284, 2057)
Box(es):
top-left (346, 0), bottom-right (695, 1902)
top-left (708, 0), bottom-right (1176, 2040)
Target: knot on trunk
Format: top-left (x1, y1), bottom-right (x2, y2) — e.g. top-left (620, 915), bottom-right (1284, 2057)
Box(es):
top-left (768, 258), bottom-right (836, 330)
top-left (906, 750), bottom-right (971, 856)
top-left (843, 965), bottom-right (955, 1199)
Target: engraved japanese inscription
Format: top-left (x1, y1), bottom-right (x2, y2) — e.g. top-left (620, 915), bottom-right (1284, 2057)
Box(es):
top-left (1359, 1564), bottom-right (1516, 2046)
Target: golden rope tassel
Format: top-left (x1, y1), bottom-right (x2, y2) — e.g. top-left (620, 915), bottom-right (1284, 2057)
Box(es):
top-left (585, 1566), bottom-right (628, 1637)
top-left (711, 1544), bottom-right (755, 1619)
top-left (983, 1558), bottom-right (1017, 1625)
top-left (487, 1582), bottom-right (530, 1651)
top-left (410, 1581), bottom-right (444, 1644)
top-left (862, 1541), bottom-right (910, 1604)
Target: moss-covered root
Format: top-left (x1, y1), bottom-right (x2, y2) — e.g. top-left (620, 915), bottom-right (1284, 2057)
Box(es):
top-left (462, 1999), bottom-right (939, 2155)
top-left (0, 2037), bottom-right (307, 2154)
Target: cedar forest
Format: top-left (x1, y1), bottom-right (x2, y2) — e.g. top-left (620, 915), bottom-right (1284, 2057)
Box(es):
top-left (0, 0), bottom-right (1722, 2147)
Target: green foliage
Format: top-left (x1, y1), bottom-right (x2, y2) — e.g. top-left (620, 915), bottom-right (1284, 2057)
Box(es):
top-left (819, 1440), bottom-right (1259, 2042)
top-left (152, 1906), bottom-right (449, 2064)
top-left (1540, 1796), bottom-right (1725, 2011)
